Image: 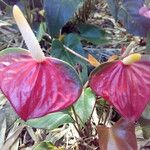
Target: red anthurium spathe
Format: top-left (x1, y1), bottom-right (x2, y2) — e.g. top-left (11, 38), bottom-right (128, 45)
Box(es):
top-left (0, 6), bottom-right (82, 120)
top-left (89, 54), bottom-right (150, 121)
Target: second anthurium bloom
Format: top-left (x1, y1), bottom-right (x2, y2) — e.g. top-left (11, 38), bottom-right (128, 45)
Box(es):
top-left (89, 53), bottom-right (150, 122)
top-left (0, 6), bottom-right (82, 120)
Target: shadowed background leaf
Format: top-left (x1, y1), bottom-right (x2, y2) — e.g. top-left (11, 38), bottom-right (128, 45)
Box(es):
top-left (44, 0), bottom-right (85, 37)
top-left (51, 33), bottom-right (88, 84)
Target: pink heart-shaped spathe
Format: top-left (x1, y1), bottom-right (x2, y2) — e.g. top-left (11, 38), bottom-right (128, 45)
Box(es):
top-left (139, 6), bottom-right (150, 18)
top-left (0, 49), bottom-right (82, 120)
top-left (89, 60), bottom-right (150, 121)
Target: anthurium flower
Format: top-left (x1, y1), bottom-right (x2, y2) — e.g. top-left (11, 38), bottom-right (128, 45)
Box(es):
top-left (89, 53), bottom-right (150, 121)
top-left (0, 6), bottom-right (82, 120)
top-left (139, 6), bottom-right (150, 18)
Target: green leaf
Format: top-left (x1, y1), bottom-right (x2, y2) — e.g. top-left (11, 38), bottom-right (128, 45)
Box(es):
top-left (37, 22), bottom-right (46, 41)
top-left (25, 111), bottom-right (73, 130)
top-left (73, 88), bottom-right (96, 126)
top-left (33, 141), bottom-right (63, 150)
top-left (51, 39), bottom-right (73, 64)
top-left (0, 47), bottom-right (29, 56)
top-left (77, 24), bottom-right (108, 45)
top-left (141, 126), bottom-right (150, 139)
top-left (51, 33), bottom-right (88, 84)
top-left (142, 103), bottom-right (150, 120)
top-left (139, 117), bottom-right (150, 139)
top-left (44, 0), bottom-right (85, 37)
top-left (64, 33), bottom-right (85, 58)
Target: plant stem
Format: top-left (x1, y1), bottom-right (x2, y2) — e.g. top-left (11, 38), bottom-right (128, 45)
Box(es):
top-left (63, 45), bottom-right (90, 63)
top-left (88, 94), bottom-right (97, 124)
top-left (68, 111), bottom-right (81, 134)
top-left (71, 106), bottom-right (82, 133)
top-left (104, 105), bottom-right (111, 125)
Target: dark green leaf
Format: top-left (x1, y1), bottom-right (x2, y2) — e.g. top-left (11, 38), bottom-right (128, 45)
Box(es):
top-left (64, 33), bottom-right (85, 57)
top-left (64, 33), bottom-right (88, 83)
top-left (107, 0), bottom-right (119, 20)
top-left (25, 111), bottom-right (73, 130)
top-left (44, 0), bottom-right (85, 37)
top-left (51, 33), bottom-right (88, 84)
top-left (77, 24), bottom-right (108, 45)
top-left (51, 39), bottom-right (74, 65)
top-left (74, 88), bottom-right (96, 126)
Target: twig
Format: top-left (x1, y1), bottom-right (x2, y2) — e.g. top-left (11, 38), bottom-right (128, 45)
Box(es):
top-left (0, 0), bottom-right (11, 8)
top-left (72, 106), bottom-right (82, 133)
top-left (106, 106), bottom-right (113, 125)
top-left (67, 112), bottom-right (81, 134)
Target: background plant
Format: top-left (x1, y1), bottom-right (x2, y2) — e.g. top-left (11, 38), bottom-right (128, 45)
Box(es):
top-left (0, 0), bottom-right (150, 149)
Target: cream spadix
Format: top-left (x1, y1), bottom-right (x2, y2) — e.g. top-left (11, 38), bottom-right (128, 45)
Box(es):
top-left (13, 5), bottom-right (45, 61)
top-left (122, 53), bottom-right (141, 65)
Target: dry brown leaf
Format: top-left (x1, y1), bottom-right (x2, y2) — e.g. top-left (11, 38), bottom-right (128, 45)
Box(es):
top-left (10, 138), bottom-right (20, 150)
top-left (88, 54), bottom-right (100, 67)
top-left (108, 55), bottom-right (118, 62)
top-left (97, 118), bottom-right (137, 150)
top-left (2, 125), bottom-right (25, 150)
top-left (26, 127), bottom-right (39, 143)
top-left (0, 118), bottom-right (6, 149)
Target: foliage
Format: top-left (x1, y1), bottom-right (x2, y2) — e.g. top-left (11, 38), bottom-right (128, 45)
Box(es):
top-left (51, 33), bottom-right (88, 84)
top-left (33, 141), bottom-right (63, 150)
top-left (107, 0), bottom-right (119, 20)
top-left (73, 88), bottom-right (96, 126)
top-left (0, 47), bottom-right (82, 120)
top-left (1, 0), bottom-right (150, 149)
top-left (107, 0), bottom-right (150, 37)
top-left (77, 24), bottom-right (108, 45)
top-left (25, 111), bottom-right (74, 130)
top-left (44, 0), bottom-right (85, 37)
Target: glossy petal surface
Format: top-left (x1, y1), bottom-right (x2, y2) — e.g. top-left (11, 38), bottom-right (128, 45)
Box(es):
top-left (89, 61), bottom-right (150, 121)
top-left (0, 49), bottom-right (82, 120)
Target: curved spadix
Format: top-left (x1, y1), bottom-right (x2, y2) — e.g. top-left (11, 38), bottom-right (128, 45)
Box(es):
top-left (13, 5), bottom-right (45, 62)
